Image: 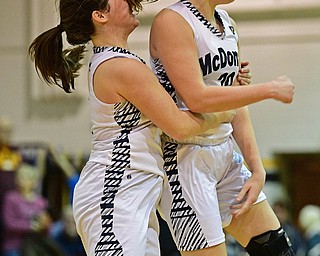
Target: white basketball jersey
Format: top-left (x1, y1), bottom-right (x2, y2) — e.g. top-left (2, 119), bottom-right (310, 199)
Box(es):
top-left (88, 46), bottom-right (164, 177)
top-left (150, 0), bottom-right (239, 143)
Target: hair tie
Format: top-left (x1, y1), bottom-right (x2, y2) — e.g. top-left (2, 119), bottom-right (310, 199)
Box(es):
top-left (57, 24), bottom-right (65, 33)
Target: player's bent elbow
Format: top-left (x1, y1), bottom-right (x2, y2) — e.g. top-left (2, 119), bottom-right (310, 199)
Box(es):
top-left (185, 102), bottom-right (207, 114)
top-left (182, 96), bottom-right (211, 113)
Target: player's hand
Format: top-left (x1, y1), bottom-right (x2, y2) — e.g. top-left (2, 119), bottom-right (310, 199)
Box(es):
top-left (230, 171), bottom-right (265, 218)
top-left (237, 61), bottom-right (252, 85)
top-left (270, 75), bottom-right (295, 103)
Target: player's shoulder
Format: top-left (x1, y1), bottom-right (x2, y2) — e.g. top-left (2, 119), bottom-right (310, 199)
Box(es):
top-left (97, 57), bottom-right (147, 79)
top-left (154, 6), bottom-right (183, 23)
top-left (153, 7), bottom-right (190, 33)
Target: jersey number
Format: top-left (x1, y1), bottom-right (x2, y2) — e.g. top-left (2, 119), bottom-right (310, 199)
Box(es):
top-left (218, 72), bottom-right (236, 86)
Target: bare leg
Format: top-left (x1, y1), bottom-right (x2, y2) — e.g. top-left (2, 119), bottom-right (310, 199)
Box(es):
top-left (180, 242), bottom-right (227, 256)
top-left (224, 200), bottom-right (280, 247)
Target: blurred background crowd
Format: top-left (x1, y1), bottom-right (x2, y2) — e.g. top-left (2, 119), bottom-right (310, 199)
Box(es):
top-left (1, 115), bottom-right (320, 256)
top-left (0, 117), bottom-right (87, 256)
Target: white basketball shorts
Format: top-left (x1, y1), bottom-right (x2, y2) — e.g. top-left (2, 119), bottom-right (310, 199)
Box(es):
top-left (73, 161), bottom-right (163, 256)
top-left (159, 137), bottom-right (266, 251)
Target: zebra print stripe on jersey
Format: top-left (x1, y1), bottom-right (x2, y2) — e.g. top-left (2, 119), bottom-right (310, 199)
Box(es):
top-left (180, 0), bottom-right (225, 38)
top-left (95, 101), bottom-right (141, 255)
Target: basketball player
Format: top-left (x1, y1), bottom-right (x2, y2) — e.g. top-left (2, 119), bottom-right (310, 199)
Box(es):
top-left (149, 0), bottom-right (295, 255)
top-left (28, 0), bottom-right (239, 255)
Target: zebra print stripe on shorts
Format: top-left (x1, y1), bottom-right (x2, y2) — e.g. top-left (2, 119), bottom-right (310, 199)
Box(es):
top-left (163, 141), bottom-right (209, 251)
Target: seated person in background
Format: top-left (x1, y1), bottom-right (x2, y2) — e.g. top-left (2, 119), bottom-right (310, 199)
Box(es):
top-left (273, 200), bottom-right (305, 254)
top-left (0, 117), bottom-right (22, 253)
top-left (2, 164), bottom-right (51, 256)
top-left (49, 205), bottom-right (86, 256)
top-left (0, 117), bottom-right (21, 172)
top-left (299, 205), bottom-right (320, 256)
top-left (47, 146), bottom-right (82, 204)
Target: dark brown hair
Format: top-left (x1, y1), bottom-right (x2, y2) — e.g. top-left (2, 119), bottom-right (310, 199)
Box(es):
top-left (28, 0), bottom-right (145, 93)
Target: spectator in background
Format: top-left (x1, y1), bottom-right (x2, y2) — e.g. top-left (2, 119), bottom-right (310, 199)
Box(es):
top-left (225, 233), bottom-right (247, 256)
top-left (0, 117), bottom-right (21, 172)
top-left (299, 205), bottom-right (320, 256)
top-left (50, 205), bottom-right (86, 256)
top-left (2, 164), bottom-right (51, 256)
top-left (273, 200), bottom-right (305, 255)
top-left (47, 146), bottom-right (81, 204)
top-left (20, 234), bottom-right (64, 256)
top-left (46, 147), bottom-right (87, 256)
top-left (0, 117), bottom-right (22, 253)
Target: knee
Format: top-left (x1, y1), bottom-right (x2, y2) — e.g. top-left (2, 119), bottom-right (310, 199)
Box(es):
top-left (245, 227), bottom-right (295, 255)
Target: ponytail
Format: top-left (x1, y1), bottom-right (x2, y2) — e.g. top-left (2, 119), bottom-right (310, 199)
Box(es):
top-left (28, 26), bottom-right (86, 93)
